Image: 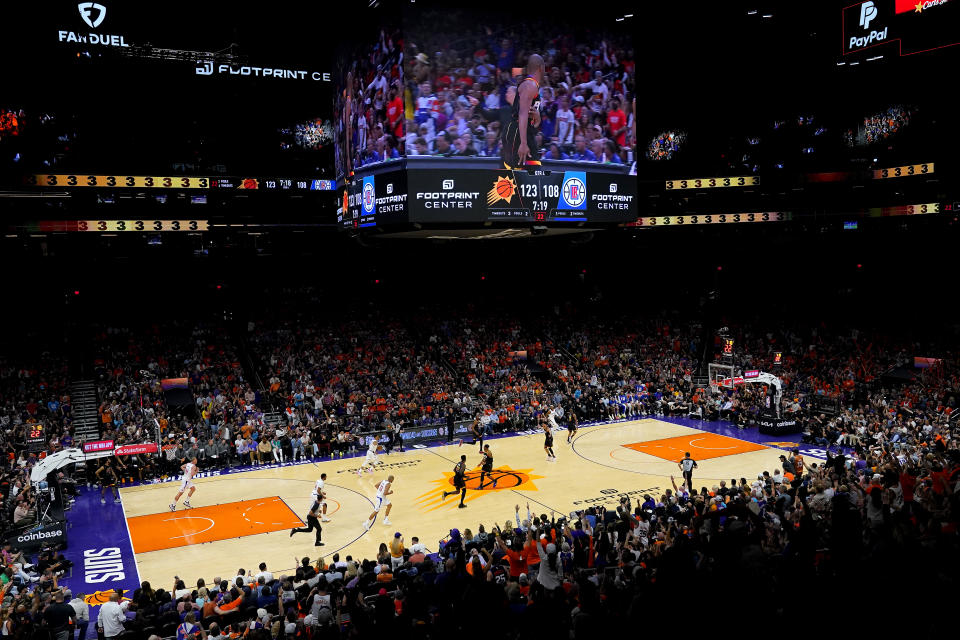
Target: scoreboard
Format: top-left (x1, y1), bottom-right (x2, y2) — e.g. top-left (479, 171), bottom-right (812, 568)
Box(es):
top-left (25, 424), bottom-right (47, 451)
top-left (340, 157), bottom-right (637, 229)
top-left (409, 166), bottom-right (635, 223)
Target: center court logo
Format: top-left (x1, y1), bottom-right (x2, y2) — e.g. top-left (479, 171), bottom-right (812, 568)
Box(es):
top-left (78, 2), bottom-right (106, 29)
top-left (859, 1), bottom-right (877, 28)
top-left (415, 465), bottom-right (543, 512)
top-left (362, 177), bottom-right (376, 215)
top-left (561, 171), bottom-right (588, 210)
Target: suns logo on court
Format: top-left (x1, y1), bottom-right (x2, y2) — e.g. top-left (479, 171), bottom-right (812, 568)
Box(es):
top-left (763, 442), bottom-right (799, 448)
top-left (84, 591), bottom-right (132, 606)
top-left (487, 176), bottom-right (517, 205)
top-left (414, 465), bottom-right (543, 512)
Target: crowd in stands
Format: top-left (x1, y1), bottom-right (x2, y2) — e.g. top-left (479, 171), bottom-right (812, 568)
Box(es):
top-left (282, 120), bottom-right (333, 153)
top-left (402, 14), bottom-right (635, 165)
top-left (860, 104), bottom-right (915, 145)
top-left (647, 130), bottom-right (686, 161)
top-left (0, 108), bottom-right (23, 140)
top-left (334, 28), bottom-right (405, 177)
top-left (0, 352), bottom-right (75, 536)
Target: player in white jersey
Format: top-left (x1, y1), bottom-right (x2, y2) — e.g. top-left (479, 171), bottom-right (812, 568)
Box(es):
top-left (362, 474), bottom-right (394, 529)
top-left (357, 436), bottom-right (383, 476)
top-left (312, 473), bottom-right (332, 522)
top-left (547, 405), bottom-right (563, 430)
top-left (170, 457), bottom-right (198, 511)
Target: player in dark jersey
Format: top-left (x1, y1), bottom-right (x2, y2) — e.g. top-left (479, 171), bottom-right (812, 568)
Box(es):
top-left (290, 497), bottom-right (324, 546)
top-left (441, 454), bottom-right (468, 508)
top-left (502, 54), bottom-right (545, 169)
top-left (543, 421), bottom-right (556, 461)
top-left (566, 410), bottom-right (579, 444)
top-left (478, 444), bottom-right (497, 489)
top-left (461, 415), bottom-right (484, 452)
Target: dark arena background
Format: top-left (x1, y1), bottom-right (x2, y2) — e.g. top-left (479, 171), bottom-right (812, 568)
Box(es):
top-left (1, 1), bottom-right (959, 638)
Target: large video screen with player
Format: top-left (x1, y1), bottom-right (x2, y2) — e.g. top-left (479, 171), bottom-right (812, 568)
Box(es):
top-left (398, 2), bottom-right (637, 223)
top-left (0, 1), bottom-right (332, 181)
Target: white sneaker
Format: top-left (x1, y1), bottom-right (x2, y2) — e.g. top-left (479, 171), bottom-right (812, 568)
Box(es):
top-left (362, 520), bottom-right (372, 530)
top-left (357, 470), bottom-right (363, 476)
top-left (183, 500), bottom-right (192, 508)
top-left (383, 518), bottom-right (391, 525)
top-left (321, 517), bottom-right (331, 522)
top-left (169, 503), bottom-right (176, 511)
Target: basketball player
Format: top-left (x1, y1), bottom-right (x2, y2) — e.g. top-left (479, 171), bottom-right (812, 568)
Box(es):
top-left (362, 474), bottom-right (394, 529)
top-left (503, 54), bottom-right (546, 169)
top-left (96, 460), bottom-right (121, 504)
top-left (678, 452), bottom-right (698, 490)
top-left (543, 420), bottom-right (556, 461)
top-left (566, 410), bottom-right (579, 444)
top-left (441, 454), bottom-right (468, 508)
top-left (357, 436), bottom-right (383, 476)
top-left (478, 444), bottom-right (497, 490)
top-left (312, 473), bottom-right (332, 522)
top-left (169, 457), bottom-right (198, 511)
top-left (461, 414), bottom-right (483, 453)
top-left (344, 72), bottom-right (354, 177)
top-left (290, 494), bottom-right (325, 546)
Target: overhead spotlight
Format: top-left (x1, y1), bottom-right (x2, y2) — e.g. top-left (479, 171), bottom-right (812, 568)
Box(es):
top-left (762, 14), bottom-right (773, 18)
top-left (849, 61), bottom-right (859, 65)
top-left (747, 9), bottom-right (758, 14)
top-left (837, 61), bottom-right (846, 65)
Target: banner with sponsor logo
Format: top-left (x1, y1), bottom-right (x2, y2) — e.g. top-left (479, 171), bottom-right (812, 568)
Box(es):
top-left (114, 442), bottom-right (159, 456)
top-left (6, 521), bottom-right (68, 550)
top-left (82, 439), bottom-right (115, 454)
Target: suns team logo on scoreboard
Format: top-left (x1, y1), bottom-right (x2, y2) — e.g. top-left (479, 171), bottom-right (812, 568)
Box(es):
top-left (487, 176), bottom-right (517, 205)
top-left (414, 465), bottom-right (543, 512)
top-left (561, 171), bottom-right (587, 210)
top-left (361, 176), bottom-right (376, 215)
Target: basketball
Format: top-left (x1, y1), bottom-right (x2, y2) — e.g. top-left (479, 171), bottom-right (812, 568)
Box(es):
top-left (497, 180), bottom-right (513, 199)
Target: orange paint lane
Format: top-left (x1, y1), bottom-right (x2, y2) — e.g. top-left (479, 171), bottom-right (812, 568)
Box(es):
top-left (126, 497), bottom-right (304, 553)
top-left (622, 433), bottom-right (767, 462)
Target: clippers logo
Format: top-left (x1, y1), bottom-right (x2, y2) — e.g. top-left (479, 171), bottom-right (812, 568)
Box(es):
top-left (561, 171), bottom-right (587, 210)
top-left (859, 1), bottom-right (877, 29)
top-left (78, 2), bottom-right (107, 29)
top-left (362, 177), bottom-right (376, 215)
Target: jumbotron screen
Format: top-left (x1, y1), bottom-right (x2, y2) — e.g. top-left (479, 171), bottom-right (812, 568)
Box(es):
top-left (1, 1), bottom-right (333, 180)
top-left (335, 1), bottom-right (637, 228)
top-left (402, 4), bottom-right (637, 224)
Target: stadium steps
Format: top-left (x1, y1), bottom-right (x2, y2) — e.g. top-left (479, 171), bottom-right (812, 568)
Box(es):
top-left (70, 380), bottom-right (101, 442)
top-left (263, 411), bottom-right (284, 427)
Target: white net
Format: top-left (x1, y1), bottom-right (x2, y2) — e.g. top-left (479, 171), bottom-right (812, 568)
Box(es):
top-left (708, 363), bottom-right (736, 392)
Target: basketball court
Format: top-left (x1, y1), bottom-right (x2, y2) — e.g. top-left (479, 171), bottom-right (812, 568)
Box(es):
top-left (118, 418), bottom-right (793, 586)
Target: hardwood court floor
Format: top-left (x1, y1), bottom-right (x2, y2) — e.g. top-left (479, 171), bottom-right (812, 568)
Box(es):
top-left (119, 419), bottom-right (786, 586)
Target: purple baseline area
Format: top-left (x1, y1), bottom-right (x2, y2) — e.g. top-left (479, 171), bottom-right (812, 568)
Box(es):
top-left (58, 486), bottom-right (141, 639)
